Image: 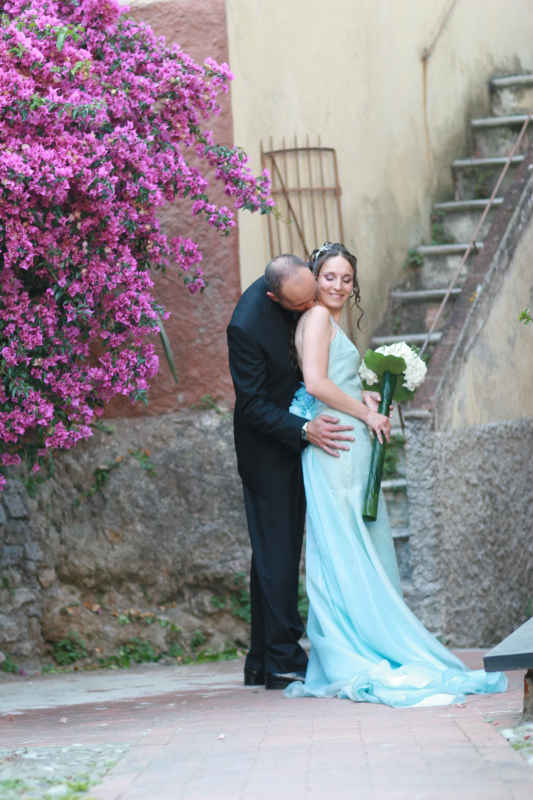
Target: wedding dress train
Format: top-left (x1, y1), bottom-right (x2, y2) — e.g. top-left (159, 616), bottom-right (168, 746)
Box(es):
top-left (285, 320), bottom-right (506, 708)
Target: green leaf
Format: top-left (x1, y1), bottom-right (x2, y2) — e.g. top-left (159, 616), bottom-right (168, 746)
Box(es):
top-left (393, 383), bottom-right (416, 404)
top-left (363, 350), bottom-right (406, 377)
top-left (363, 373), bottom-right (415, 404)
top-left (56, 31), bottom-right (66, 51)
top-left (157, 314), bottom-right (178, 384)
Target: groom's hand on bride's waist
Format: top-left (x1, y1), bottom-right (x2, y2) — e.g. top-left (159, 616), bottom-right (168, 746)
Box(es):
top-left (306, 415), bottom-right (355, 457)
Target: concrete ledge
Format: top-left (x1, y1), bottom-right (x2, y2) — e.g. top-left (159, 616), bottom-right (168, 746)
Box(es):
top-left (484, 618), bottom-right (533, 672)
top-left (381, 478), bottom-right (407, 490)
top-left (391, 289), bottom-right (461, 302)
top-left (371, 333), bottom-right (441, 346)
top-left (435, 198), bottom-right (503, 213)
top-left (416, 243), bottom-right (483, 255)
top-left (491, 74), bottom-right (533, 88)
top-left (452, 155), bottom-right (524, 168)
top-left (471, 114), bottom-right (533, 128)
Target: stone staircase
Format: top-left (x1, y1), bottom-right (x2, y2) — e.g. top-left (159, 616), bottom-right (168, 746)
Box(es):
top-left (372, 73), bottom-right (533, 595)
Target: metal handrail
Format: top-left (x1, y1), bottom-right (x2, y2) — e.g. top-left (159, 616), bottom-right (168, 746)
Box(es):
top-left (419, 104), bottom-right (533, 358)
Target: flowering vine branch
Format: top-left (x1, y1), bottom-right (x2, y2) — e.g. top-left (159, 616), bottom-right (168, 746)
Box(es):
top-left (0, 0), bottom-right (274, 487)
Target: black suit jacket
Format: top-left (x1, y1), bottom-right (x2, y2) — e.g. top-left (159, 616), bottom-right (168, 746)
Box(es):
top-left (227, 276), bottom-right (307, 498)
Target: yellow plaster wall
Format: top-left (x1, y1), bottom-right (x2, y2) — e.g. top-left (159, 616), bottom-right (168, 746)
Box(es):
top-left (447, 216), bottom-right (533, 428)
top-left (225, 0), bottom-right (533, 347)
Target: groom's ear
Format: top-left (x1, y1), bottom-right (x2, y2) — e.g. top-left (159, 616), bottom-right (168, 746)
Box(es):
top-left (266, 292), bottom-right (280, 303)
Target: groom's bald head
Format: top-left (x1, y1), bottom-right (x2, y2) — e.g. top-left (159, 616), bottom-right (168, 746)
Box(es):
top-left (265, 254), bottom-right (316, 312)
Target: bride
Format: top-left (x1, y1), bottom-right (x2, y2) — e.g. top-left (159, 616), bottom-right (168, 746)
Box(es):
top-left (284, 242), bottom-right (506, 708)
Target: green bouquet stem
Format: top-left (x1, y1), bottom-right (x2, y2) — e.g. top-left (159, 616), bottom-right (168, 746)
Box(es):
top-left (362, 370), bottom-right (398, 523)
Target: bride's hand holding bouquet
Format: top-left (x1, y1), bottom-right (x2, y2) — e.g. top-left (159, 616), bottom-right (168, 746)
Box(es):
top-left (361, 391), bottom-right (394, 445)
top-left (358, 342), bottom-right (427, 522)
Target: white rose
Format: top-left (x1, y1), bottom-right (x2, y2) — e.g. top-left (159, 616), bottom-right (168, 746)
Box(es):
top-left (403, 354), bottom-right (427, 391)
top-left (374, 341), bottom-right (427, 391)
top-left (358, 361), bottom-right (378, 386)
top-left (375, 341), bottom-right (413, 361)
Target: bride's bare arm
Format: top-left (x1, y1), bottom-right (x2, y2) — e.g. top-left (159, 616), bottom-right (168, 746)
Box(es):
top-left (301, 306), bottom-right (391, 444)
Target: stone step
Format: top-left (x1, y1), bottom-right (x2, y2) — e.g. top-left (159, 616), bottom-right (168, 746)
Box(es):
top-left (390, 427), bottom-right (405, 437)
top-left (434, 199), bottom-right (504, 211)
top-left (471, 113), bottom-right (532, 128)
top-left (382, 444), bottom-right (410, 585)
top-left (394, 535), bottom-right (412, 583)
top-left (490, 74), bottom-right (533, 118)
top-left (384, 478), bottom-right (410, 573)
top-left (371, 332), bottom-right (442, 346)
top-left (483, 616), bottom-right (533, 672)
top-left (434, 199), bottom-right (501, 242)
top-left (403, 244), bottom-right (481, 291)
top-left (366, 73), bottom-right (533, 602)
top-left (384, 289), bottom-right (460, 339)
top-left (416, 243), bottom-right (483, 256)
top-left (452, 155), bottom-right (524, 168)
top-left (471, 114), bottom-right (532, 158)
top-left (452, 155), bottom-right (522, 200)
top-left (491, 74), bottom-right (533, 88)
top-left (391, 288), bottom-right (461, 302)
top-left (392, 527), bottom-right (410, 540)
top-left (381, 478), bottom-right (407, 490)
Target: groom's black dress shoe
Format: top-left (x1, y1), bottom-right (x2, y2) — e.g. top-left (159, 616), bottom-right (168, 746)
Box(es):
top-left (265, 671), bottom-right (306, 690)
top-left (244, 668), bottom-right (265, 686)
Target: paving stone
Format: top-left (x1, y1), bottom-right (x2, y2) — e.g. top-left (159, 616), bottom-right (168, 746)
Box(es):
top-left (0, 651), bottom-right (531, 799)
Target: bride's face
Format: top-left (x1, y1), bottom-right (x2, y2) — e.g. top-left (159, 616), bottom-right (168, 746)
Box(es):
top-left (316, 255), bottom-right (354, 311)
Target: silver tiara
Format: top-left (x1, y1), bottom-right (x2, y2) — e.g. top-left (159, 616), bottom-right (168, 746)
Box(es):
top-left (311, 242), bottom-right (334, 271)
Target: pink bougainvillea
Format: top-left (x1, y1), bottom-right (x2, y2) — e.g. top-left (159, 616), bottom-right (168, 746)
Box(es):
top-left (0, 0), bottom-right (274, 486)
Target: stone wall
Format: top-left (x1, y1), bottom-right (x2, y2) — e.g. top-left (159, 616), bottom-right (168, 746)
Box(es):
top-left (406, 417), bottom-right (533, 647)
top-left (0, 412), bottom-right (251, 673)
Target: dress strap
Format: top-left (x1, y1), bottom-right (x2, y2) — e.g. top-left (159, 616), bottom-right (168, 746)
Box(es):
top-left (300, 310), bottom-right (310, 340)
top-left (329, 315), bottom-right (342, 334)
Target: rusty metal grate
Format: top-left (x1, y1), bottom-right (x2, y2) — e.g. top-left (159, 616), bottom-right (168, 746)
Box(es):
top-left (261, 135), bottom-right (344, 261)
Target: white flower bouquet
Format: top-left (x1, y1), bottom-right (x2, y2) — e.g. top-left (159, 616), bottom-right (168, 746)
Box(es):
top-left (358, 342), bottom-right (427, 522)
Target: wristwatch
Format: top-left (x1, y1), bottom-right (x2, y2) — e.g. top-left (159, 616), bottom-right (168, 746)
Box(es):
top-left (301, 421), bottom-right (309, 441)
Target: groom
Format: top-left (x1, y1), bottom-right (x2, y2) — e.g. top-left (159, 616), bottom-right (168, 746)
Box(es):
top-left (227, 254), bottom-right (355, 689)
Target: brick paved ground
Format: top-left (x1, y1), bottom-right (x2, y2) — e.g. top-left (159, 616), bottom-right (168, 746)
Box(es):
top-left (1, 650), bottom-right (532, 800)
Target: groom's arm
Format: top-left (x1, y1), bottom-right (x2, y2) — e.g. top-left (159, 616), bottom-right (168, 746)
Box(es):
top-left (227, 323), bottom-right (306, 453)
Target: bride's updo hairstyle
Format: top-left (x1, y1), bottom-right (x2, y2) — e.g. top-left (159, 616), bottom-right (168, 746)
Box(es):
top-left (309, 242), bottom-right (364, 331)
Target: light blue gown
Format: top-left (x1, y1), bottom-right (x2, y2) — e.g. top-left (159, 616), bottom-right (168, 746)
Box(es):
top-left (284, 319), bottom-right (507, 708)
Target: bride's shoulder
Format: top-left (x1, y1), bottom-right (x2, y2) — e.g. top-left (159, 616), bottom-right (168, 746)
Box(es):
top-left (296, 305), bottom-right (330, 343)
top-left (303, 304), bottom-right (330, 329)
top-left (307, 304), bottom-right (329, 323)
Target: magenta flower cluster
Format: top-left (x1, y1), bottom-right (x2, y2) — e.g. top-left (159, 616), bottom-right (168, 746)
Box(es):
top-left (0, 0), bottom-right (274, 487)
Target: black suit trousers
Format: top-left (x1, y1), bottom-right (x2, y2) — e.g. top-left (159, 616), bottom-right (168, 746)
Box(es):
top-left (242, 463), bottom-right (309, 675)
